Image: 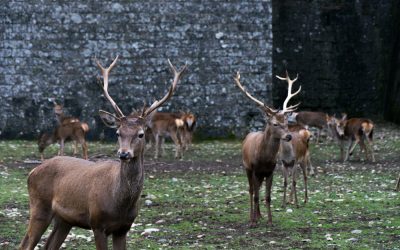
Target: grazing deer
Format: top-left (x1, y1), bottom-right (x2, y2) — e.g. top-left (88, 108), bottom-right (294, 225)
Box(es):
top-left (147, 111), bottom-right (196, 159)
top-left (279, 126), bottom-right (313, 208)
top-left (37, 120), bottom-right (89, 161)
top-left (19, 56), bottom-right (187, 250)
top-left (327, 114), bottom-right (375, 162)
top-left (37, 102), bottom-right (90, 161)
top-left (294, 111), bottom-right (328, 143)
top-left (234, 70), bottom-right (300, 227)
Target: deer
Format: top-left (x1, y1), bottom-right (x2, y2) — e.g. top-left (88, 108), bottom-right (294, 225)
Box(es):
top-left (37, 120), bottom-right (89, 161)
top-left (293, 111), bottom-right (328, 143)
top-left (146, 111), bottom-right (196, 159)
top-left (37, 102), bottom-right (89, 161)
top-left (234, 70), bottom-right (300, 227)
top-left (279, 125), bottom-right (313, 208)
top-left (327, 114), bottom-right (375, 162)
top-left (19, 55), bottom-right (187, 250)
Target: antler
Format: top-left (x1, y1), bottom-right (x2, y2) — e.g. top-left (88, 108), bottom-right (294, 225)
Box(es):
top-left (96, 55), bottom-right (125, 118)
top-left (234, 72), bottom-right (278, 113)
top-left (142, 60), bottom-right (187, 117)
top-left (275, 70), bottom-right (301, 113)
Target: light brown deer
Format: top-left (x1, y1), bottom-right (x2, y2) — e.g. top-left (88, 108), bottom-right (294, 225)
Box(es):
top-left (146, 111), bottom-right (196, 158)
top-left (279, 126), bottom-right (313, 208)
top-left (327, 114), bottom-right (375, 162)
top-left (37, 120), bottom-right (89, 161)
top-left (37, 102), bottom-right (89, 161)
top-left (294, 111), bottom-right (328, 143)
top-left (19, 56), bottom-right (186, 250)
top-left (234, 70), bottom-right (300, 227)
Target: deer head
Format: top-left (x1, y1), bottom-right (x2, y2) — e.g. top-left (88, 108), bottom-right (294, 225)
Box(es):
top-left (234, 71), bottom-right (300, 141)
top-left (96, 56), bottom-right (187, 161)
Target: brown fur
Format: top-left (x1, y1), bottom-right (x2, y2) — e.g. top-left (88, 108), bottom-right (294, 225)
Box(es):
top-left (242, 111), bottom-right (291, 227)
top-left (147, 111), bottom-right (196, 159)
top-left (295, 111), bottom-right (327, 142)
top-left (38, 122), bottom-right (88, 161)
top-left (328, 115), bottom-right (375, 162)
top-left (279, 128), bottom-right (314, 208)
top-left (20, 56), bottom-right (186, 249)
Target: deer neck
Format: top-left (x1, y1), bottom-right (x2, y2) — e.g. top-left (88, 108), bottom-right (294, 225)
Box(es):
top-left (115, 153), bottom-right (145, 205)
top-left (260, 125), bottom-right (281, 162)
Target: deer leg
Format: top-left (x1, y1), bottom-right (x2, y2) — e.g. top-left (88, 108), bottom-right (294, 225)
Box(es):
top-left (19, 206), bottom-right (53, 250)
top-left (44, 216), bottom-right (72, 249)
top-left (81, 141), bottom-right (88, 160)
top-left (339, 140), bottom-right (345, 162)
top-left (246, 170), bottom-right (254, 225)
top-left (291, 166), bottom-right (299, 208)
top-left (282, 164), bottom-right (288, 208)
top-left (59, 139), bottom-right (65, 156)
top-left (154, 135), bottom-right (160, 159)
top-left (112, 232), bottom-right (128, 250)
top-left (358, 138), bottom-right (370, 161)
top-left (300, 161), bottom-right (308, 204)
top-left (365, 135), bottom-right (375, 162)
top-left (265, 173), bottom-right (274, 226)
top-left (345, 139), bottom-right (356, 161)
top-left (317, 128), bottom-right (321, 143)
top-left (306, 152), bottom-right (315, 176)
top-left (93, 229), bottom-right (108, 250)
top-left (170, 131), bottom-right (182, 159)
top-left (396, 174), bottom-right (400, 191)
top-left (73, 141), bottom-right (78, 155)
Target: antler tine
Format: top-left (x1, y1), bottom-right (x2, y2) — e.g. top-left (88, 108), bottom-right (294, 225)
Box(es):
top-left (234, 72), bottom-right (265, 107)
top-left (276, 71), bottom-right (301, 113)
top-left (96, 55), bottom-right (124, 118)
top-left (143, 60), bottom-right (187, 117)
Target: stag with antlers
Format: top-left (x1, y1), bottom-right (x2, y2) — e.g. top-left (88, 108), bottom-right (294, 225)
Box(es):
top-left (19, 56), bottom-right (187, 250)
top-left (234, 70), bottom-right (300, 227)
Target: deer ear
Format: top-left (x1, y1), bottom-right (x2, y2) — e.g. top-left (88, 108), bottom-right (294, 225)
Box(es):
top-left (99, 110), bottom-right (120, 128)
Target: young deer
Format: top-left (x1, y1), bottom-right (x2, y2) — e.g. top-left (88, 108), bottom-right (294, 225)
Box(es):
top-left (327, 114), bottom-right (375, 162)
top-left (37, 102), bottom-right (89, 161)
top-left (37, 120), bottom-right (89, 161)
top-left (147, 111), bottom-right (196, 159)
top-left (19, 56), bottom-right (186, 250)
top-left (279, 126), bottom-right (313, 208)
top-left (234, 70), bottom-right (300, 227)
top-left (294, 111), bottom-right (328, 143)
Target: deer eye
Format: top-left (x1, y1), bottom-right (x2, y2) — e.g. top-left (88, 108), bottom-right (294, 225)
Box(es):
top-left (273, 123), bottom-right (279, 127)
top-left (138, 133), bottom-right (144, 139)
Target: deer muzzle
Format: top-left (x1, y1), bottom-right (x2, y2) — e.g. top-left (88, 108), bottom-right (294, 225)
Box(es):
top-left (283, 134), bottom-right (292, 142)
top-left (118, 149), bottom-right (133, 160)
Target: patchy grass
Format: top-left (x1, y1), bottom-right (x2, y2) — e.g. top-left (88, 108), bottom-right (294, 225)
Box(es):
top-left (1, 123), bottom-right (400, 249)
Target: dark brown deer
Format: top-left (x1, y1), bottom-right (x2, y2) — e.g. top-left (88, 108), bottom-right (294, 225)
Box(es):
top-left (279, 127), bottom-right (313, 208)
top-left (19, 56), bottom-right (186, 250)
top-left (234, 70), bottom-right (300, 227)
top-left (294, 111), bottom-right (328, 143)
top-left (327, 114), bottom-right (375, 162)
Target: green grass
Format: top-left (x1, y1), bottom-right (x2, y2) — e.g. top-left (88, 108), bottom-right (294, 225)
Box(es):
top-left (1, 124), bottom-right (400, 249)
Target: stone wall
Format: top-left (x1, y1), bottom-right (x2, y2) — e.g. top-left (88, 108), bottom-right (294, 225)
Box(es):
top-left (1, 0), bottom-right (399, 140)
top-left (272, 0), bottom-right (398, 118)
top-left (0, 0), bottom-right (273, 139)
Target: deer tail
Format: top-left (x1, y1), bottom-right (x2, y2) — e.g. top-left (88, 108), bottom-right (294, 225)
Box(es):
top-left (361, 122), bottom-right (373, 139)
top-left (175, 119), bottom-right (184, 128)
top-left (81, 122), bottom-right (90, 133)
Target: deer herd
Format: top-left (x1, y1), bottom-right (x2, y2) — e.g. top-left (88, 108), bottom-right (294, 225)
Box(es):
top-left (18, 55), bottom-right (388, 249)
